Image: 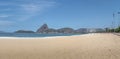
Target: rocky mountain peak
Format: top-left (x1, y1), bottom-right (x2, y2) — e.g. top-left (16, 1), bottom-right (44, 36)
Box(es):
top-left (36, 24), bottom-right (49, 33)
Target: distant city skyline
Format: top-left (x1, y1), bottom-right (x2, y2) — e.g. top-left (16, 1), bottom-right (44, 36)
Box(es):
top-left (0, 0), bottom-right (120, 32)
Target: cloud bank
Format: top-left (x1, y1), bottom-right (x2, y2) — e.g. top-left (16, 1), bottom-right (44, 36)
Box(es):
top-left (0, 0), bottom-right (56, 21)
top-left (0, 0), bottom-right (56, 28)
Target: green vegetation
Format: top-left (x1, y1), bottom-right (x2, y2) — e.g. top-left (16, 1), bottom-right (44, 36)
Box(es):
top-left (105, 26), bottom-right (120, 33)
top-left (115, 26), bottom-right (120, 32)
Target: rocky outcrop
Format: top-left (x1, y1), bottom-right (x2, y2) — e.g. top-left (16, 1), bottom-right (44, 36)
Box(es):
top-left (36, 24), bottom-right (58, 34)
top-left (36, 24), bottom-right (49, 33)
top-left (15, 30), bottom-right (35, 33)
top-left (36, 24), bottom-right (75, 34)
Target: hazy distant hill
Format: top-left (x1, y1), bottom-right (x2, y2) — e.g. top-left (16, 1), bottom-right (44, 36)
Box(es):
top-left (87, 28), bottom-right (105, 33)
top-left (15, 30), bottom-right (35, 33)
top-left (57, 28), bottom-right (74, 34)
top-left (75, 28), bottom-right (88, 33)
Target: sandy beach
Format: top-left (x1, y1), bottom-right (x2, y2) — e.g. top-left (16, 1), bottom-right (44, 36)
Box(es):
top-left (0, 33), bottom-right (120, 59)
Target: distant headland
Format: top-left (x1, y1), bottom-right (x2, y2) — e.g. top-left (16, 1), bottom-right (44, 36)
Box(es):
top-left (13, 24), bottom-right (105, 34)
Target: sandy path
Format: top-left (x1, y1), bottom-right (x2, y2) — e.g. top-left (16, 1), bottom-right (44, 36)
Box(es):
top-left (0, 33), bottom-right (120, 59)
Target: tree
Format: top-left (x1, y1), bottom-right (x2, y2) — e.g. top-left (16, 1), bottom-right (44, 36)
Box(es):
top-left (115, 26), bottom-right (120, 32)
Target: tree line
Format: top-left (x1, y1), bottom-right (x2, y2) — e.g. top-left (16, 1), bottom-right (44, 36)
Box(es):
top-left (105, 26), bottom-right (120, 33)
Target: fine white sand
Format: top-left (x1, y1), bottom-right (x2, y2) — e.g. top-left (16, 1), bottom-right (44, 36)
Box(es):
top-left (0, 33), bottom-right (120, 59)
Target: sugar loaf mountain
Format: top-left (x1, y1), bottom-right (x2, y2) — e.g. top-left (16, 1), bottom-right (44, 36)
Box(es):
top-left (36, 24), bottom-right (75, 34)
top-left (15, 24), bottom-right (105, 34)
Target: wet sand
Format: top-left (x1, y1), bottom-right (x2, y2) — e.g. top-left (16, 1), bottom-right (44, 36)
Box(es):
top-left (0, 33), bottom-right (120, 59)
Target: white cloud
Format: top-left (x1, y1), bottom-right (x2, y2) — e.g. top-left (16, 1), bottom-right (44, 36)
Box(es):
top-left (20, 1), bottom-right (56, 13)
top-left (0, 0), bottom-right (56, 13)
top-left (21, 4), bottom-right (40, 13)
top-left (0, 0), bottom-right (56, 21)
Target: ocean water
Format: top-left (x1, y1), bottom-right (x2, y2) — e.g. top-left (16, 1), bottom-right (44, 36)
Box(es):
top-left (0, 33), bottom-right (83, 37)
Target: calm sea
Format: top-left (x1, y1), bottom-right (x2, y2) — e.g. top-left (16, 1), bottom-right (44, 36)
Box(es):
top-left (0, 33), bottom-right (83, 37)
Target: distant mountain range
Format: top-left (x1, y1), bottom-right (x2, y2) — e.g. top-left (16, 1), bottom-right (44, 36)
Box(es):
top-left (1, 24), bottom-right (105, 34)
top-left (36, 24), bottom-right (75, 34)
top-left (35, 24), bottom-right (105, 34)
top-left (15, 30), bottom-right (35, 33)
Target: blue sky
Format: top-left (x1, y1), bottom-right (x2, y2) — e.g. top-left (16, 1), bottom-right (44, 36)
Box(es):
top-left (0, 0), bottom-right (120, 32)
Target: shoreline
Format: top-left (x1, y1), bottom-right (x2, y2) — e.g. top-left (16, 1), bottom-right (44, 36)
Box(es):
top-left (0, 33), bottom-right (89, 39)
